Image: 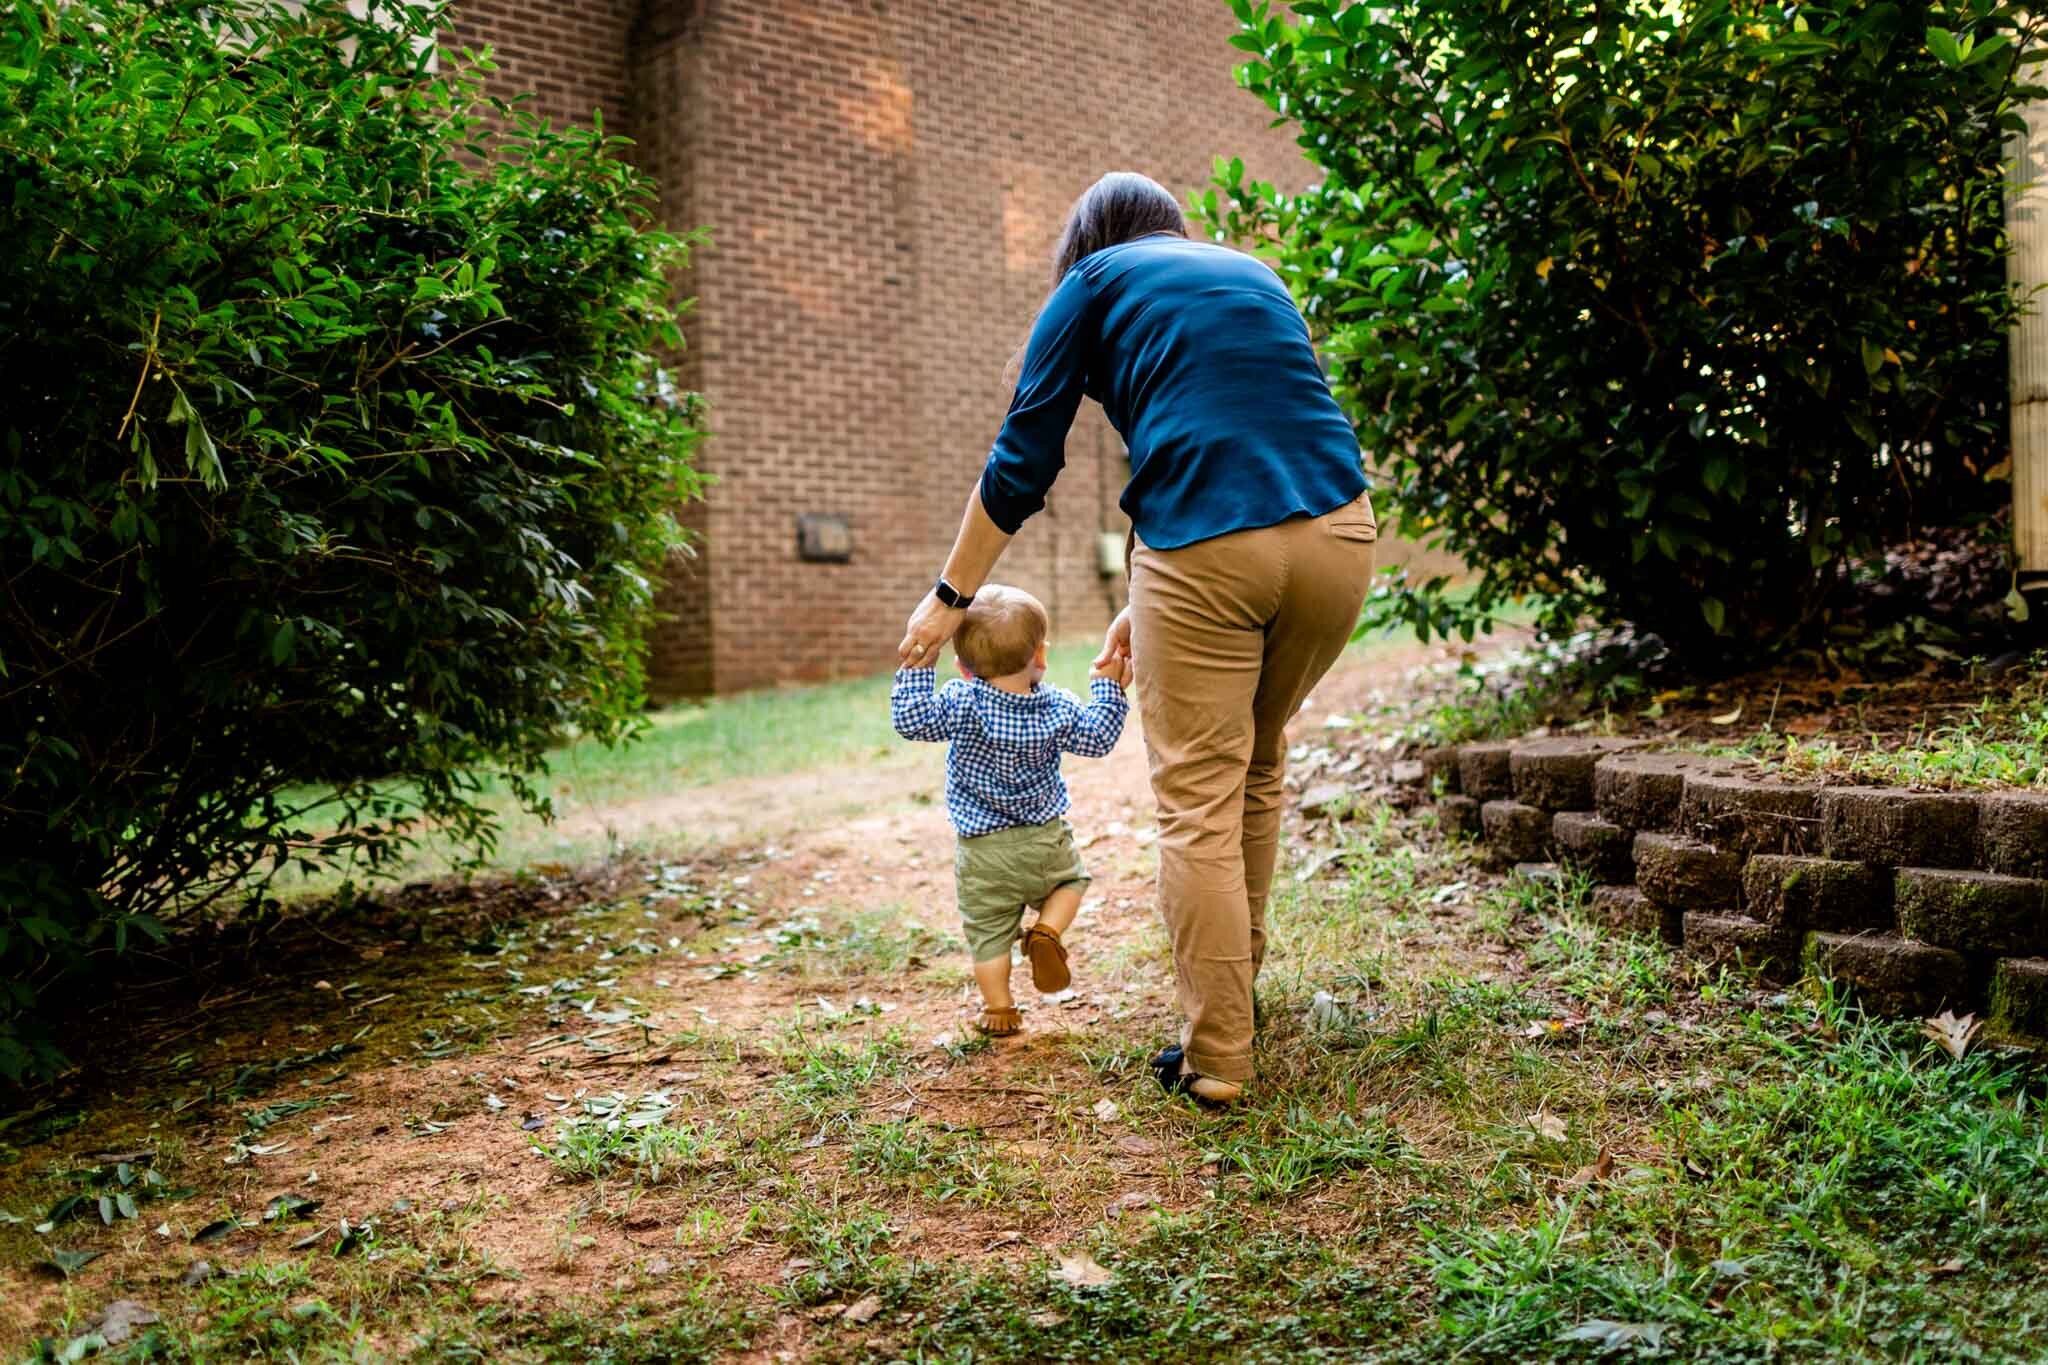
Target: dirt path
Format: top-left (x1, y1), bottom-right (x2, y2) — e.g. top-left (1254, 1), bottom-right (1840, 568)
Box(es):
top-left (0, 639), bottom-right (1456, 1354)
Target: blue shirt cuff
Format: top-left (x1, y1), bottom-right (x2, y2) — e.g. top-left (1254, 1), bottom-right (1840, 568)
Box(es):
top-left (978, 459), bottom-right (1041, 536)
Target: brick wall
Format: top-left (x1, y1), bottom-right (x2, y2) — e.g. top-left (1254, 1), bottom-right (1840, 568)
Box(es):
top-left (446, 0), bottom-right (641, 133)
top-left (650, 0), bottom-right (1312, 693)
top-left (450, 1), bottom-right (1438, 697)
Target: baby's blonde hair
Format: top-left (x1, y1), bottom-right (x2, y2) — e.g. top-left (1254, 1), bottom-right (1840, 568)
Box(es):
top-left (953, 585), bottom-right (1049, 679)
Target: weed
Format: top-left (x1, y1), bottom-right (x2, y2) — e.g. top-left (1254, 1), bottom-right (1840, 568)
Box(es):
top-left (1205, 1104), bottom-right (1407, 1201)
top-left (1709, 662), bottom-right (2048, 790)
top-left (773, 1029), bottom-right (912, 1116)
top-left (775, 1202), bottom-right (898, 1306)
top-left (517, 1282), bottom-right (759, 1364)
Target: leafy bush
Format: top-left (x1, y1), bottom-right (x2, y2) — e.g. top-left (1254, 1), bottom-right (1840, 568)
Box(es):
top-left (0, 0), bottom-right (701, 1078)
top-left (1203, 0), bottom-right (2039, 663)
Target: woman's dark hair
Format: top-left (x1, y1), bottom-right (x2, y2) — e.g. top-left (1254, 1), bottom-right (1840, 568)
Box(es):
top-left (1007, 172), bottom-right (1186, 380)
top-left (1049, 171), bottom-right (1188, 285)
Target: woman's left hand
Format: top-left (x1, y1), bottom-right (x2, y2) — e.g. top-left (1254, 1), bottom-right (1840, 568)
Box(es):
top-left (898, 592), bottom-right (965, 668)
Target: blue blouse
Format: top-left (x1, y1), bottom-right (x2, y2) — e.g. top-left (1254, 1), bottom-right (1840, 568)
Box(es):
top-left (979, 236), bottom-right (1366, 551)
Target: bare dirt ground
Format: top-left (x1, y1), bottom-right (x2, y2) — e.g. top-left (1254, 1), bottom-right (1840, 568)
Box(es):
top-left (0, 640), bottom-right (1457, 1356)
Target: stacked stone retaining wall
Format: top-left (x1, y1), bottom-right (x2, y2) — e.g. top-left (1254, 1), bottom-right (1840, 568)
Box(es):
top-left (1427, 738), bottom-right (2048, 1042)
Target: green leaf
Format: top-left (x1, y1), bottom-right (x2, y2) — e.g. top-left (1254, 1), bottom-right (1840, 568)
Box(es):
top-left (38, 1248), bottom-right (102, 1279)
top-left (1926, 28), bottom-right (1964, 66)
top-left (2007, 584), bottom-right (2033, 624)
top-left (1700, 597), bottom-right (1726, 634)
top-left (1963, 34), bottom-right (2011, 68)
top-left (264, 1194), bottom-right (321, 1222)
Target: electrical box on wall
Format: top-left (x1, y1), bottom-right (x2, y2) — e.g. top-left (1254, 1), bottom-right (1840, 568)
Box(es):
top-left (796, 514), bottom-right (853, 563)
top-left (1096, 531), bottom-right (1126, 578)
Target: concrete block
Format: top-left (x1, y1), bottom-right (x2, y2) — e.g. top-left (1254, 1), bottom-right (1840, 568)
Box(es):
top-left (1481, 799), bottom-right (1552, 864)
top-left (1895, 867), bottom-right (2048, 956)
top-left (1819, 787), bottom-right (1978, 868)
top-left (1457, 742), bottom-right (1515, 802)
top-left (1804, 932), bottom-right (1972, 1017)
top-left (1421, 746), bottom-right (1462, 796)
top-left (1988, 957), bottom-right (2048, 1042)
top-left (1977, 792), bottom-right (2048, 879)
top-left (1552, 811), bottom-right (1634, 884)
top-left (1586, 884), bottom-right (1679, 941)
top-left (1437, 794), bottom-right (1483, 841)
top-left (1683, 912), bottom-right (1798, 979)
top-left (1509, 736), bottom-right (1649, 813)
top-left (1634, 831), bottom-right (1742, 913)
top-left (1593, 752), bottom-right (1744, 832)
top-left (1680, 770), bottom-right (1821, 856)
top-left (1742, 854), bottom-right (1891, 932)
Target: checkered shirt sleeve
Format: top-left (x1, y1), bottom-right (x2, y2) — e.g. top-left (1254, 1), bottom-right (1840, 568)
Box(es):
top-left (890, 665), bottom-right (970, 742)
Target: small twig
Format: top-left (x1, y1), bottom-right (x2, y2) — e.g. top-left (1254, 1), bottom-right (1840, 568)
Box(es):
top-left (116, 308), bottom-right (163, 441)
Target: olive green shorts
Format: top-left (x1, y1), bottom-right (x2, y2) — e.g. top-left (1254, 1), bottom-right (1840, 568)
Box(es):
top-left (954, 817), bottom-right (1090, 963)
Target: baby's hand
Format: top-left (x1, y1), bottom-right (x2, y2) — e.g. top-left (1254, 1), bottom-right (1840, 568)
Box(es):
top-left (1090, 656), bottom-right (1133, 689)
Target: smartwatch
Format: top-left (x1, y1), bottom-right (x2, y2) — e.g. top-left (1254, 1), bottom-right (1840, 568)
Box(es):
top-left (934, 577), bottom-right (975, 610)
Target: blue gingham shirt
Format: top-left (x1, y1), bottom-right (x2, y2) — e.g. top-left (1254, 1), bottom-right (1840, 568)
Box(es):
top-left (891, 667), bottom-right (1129, 837)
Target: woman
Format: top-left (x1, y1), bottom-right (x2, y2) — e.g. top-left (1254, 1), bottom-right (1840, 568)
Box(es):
top-left (897, 171), bottom-right (1376, 1106)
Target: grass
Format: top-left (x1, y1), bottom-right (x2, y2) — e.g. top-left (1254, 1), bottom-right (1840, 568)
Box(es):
top-left (1710, 668), bottom-right (2048, 789)
top-left (269, 640), bottom-right (1118, 895)
top-left (9, 654), bottom-right (2048, 1362)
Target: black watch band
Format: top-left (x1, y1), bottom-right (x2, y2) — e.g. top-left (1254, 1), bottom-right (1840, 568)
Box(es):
top-left (934, 577), bottom-right (974, 610)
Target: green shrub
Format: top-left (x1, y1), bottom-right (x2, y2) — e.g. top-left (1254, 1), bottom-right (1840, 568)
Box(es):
top-left (1204, 0), bottom-right (2038, 662)
top-left (0, 0), bottom-right (702, 1078)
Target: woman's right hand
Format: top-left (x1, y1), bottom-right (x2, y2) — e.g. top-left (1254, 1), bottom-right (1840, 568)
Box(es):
top-left (1092, 606), bottom-right (1133, 681)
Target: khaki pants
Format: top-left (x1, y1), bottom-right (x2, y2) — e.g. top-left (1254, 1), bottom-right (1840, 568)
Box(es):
top-left (1129, 494), bottom-right (1376, 1083)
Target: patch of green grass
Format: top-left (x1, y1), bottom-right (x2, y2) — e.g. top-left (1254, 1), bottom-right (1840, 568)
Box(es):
top-left (1203, 1103), bottom-right (1408, 1201)
top-left (1713, 668), bottom-right (2048, 789)
top-left (543, 1110), bottom-right (720, 1184)
top-left (770, 906), bottom-right (954, 981)
top-left (1423, 992), bottom-right (2048, 1360)
top-left (512, 1284), bottom-right (760, 1364)
top-left (846, 1118), bottom-right (1030, 1206)
top-left (804, 1215), bottom-right (1419, 1364)
top-left (773, 1202), bottom-right (899, 1307)
top-left (773, 1029), bottom-right (914, 1118)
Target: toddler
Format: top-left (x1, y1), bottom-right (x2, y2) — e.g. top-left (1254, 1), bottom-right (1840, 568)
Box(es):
top-left (890, 585), bottom-right (1131, 1035)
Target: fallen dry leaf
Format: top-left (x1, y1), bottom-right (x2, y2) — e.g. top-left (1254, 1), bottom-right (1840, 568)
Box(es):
top-left (1920, 1010), bottom-right (1981, 1061)
top-left (842, 1293), bottom-right (884, 1325)
top-left (1930, 1257), bottom-right (1967, 1276)
top-left (1565, 1147), bottom-right (1616, 1189)
top-left (1092, 1098), bottom-right (1121, 1122)
top-left (1051, 1250), bottom-right (1116, 1288)
top-left (1106, 1190), bottom-right (1158, 1219)
top-left (1115, 1134), bottom-right (1159, 1156)
top-left (1708, 704), bottom-right (1744, 726)
top-left (1527, 1110), bottom-right (1568, 1143)
top-left (87, 1300), bottom-right (160, 1347)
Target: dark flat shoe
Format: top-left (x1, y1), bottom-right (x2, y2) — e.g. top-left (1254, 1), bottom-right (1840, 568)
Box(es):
top-left (1149, 1044), bottom-right (1241, 1109)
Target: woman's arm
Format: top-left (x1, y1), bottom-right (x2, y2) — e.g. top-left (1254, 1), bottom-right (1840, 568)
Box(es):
top-left (897, 270), bottom-right (1097, 667)
top-left (897, 488), bottom-right (1012, 667)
